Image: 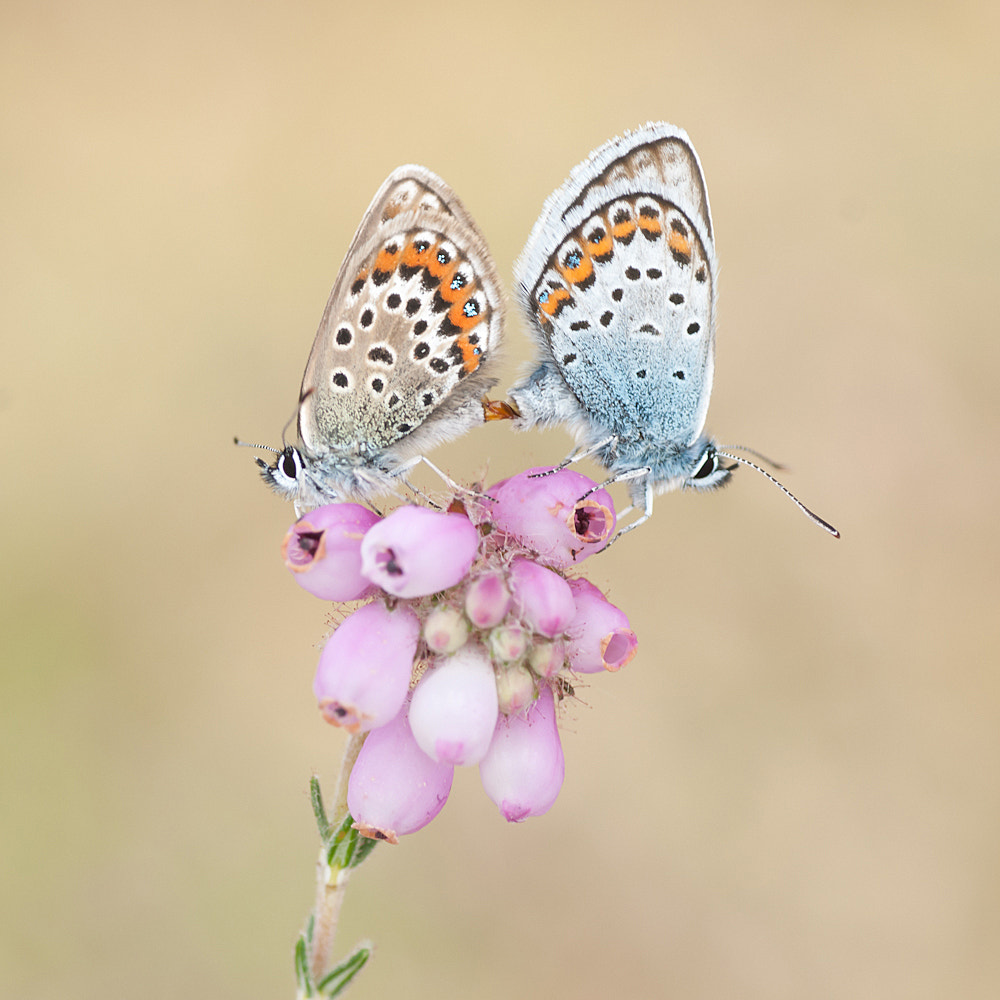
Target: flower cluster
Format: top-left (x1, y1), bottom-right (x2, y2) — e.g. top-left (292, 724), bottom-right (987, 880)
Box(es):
top-left (281, 468), bottom-right (638, 843)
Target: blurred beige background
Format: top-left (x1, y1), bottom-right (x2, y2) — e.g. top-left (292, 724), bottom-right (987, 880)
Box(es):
top-left (3, 1), bottom-right (998, 997)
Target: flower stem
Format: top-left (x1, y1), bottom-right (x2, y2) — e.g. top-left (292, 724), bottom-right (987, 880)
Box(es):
top-left (308, 733), bottom-right (365, 986)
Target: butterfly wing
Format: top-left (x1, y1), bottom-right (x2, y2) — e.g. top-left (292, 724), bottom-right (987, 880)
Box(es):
top-left (511, 122), bottom-right (717, 468)
top-left (298, 166), bottom-right (504, 470)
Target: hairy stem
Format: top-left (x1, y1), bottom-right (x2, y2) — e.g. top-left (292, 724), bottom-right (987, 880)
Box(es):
top-left (308, 733), bottom-right (365, 985)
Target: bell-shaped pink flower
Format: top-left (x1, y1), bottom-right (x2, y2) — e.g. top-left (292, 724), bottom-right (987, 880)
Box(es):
top-left (488, 468), bottom-right (615, 568)
top-left (479, 685), bottom-right (565, 822)
top-left (282, 503), bottom-right (381, 601)
top-left (408, 645), bottom-right (500, 766)
top-left (464, 571), bottom-right (511, 628)
top-left (508, 557), bottom-right (576, 637)
top-left (565, 578), bottom-right (638, 673)
top-left (495, 663), bottom-right (537, 715)
top-left (360, 506), bottom-right (480, 598)
top-left (487, 622), bottom-right (528, 663)
top-left (423, 605), bottom-right (469, 654)
top-left (348, 702), bottom-right (454, 843)
top-left (527, 638), bottom-right (566, 679)
top-left (313, 601), bottom-right (419, 733)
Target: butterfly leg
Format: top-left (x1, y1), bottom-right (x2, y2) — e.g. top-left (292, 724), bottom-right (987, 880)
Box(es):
top-left (392, 455), bottom-right (496, 508)
top-left (586, 471), bottom-right (653, 547)
top-left (413, 455), bottom-right (502, 504)
top-left (385, 455), bottom-right (444, 508)
top-left (528, 435), bottom-right (619, 479)
top-left (563, 466), bottom-right (653, 548)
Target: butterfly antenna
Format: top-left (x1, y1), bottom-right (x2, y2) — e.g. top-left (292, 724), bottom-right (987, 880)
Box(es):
top-left (234, 437), bottom-right (280, 454)
top-left (717, 450), bottom-right (840, 538)
top-left (720, 443), bottom-right (787, 471)
top-left (280, 387), bottom-right (314, 448)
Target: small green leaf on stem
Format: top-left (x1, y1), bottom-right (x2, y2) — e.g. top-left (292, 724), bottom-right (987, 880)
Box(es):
top-left (326, 813), bottom-right (379, 871)
top-left (316, 943), bottom-right (372, 997)
top-left (295, 932), bottom-right (313, 996)
top-left (310, 775), bottom-right (332, 843)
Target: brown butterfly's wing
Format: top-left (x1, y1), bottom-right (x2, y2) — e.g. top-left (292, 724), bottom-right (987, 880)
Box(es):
top-left (298, 166), bottom-right (504, 470)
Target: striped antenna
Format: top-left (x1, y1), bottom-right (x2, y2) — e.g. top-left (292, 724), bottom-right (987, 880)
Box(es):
top-left (717, 449), bottom-right (840, 538)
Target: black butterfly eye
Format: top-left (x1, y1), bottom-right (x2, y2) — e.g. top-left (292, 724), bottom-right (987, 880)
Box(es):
top-left (692, 448), bottom-right (717, 480)
top-left (280, 450), bottom-right (298, 478)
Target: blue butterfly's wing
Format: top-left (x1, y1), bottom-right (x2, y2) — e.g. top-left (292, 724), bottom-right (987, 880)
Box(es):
top-left (511, 122), bottom-right (718, 485)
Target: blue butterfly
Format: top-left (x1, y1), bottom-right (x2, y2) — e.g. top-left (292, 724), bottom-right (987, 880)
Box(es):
top-left (506, 122), bottom-right (838, 538)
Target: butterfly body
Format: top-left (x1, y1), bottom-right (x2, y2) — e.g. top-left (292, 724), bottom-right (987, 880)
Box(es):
top-left (509, 122), bottom-right (731, 515)
top-left (260, 166), bottom-right (504, 512)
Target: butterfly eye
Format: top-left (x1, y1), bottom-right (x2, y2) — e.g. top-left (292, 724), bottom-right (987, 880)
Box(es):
top-left (255, 445), bottom-right (302, 500)
top-left (692, 447), bottom-right (718, 480)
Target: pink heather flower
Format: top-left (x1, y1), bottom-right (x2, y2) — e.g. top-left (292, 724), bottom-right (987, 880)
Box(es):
top-left (495, 663), bottom-right (536, 715)
top-left (360, 506), bottom-right (479, 598)
top-left (348, 701), bottom-right (454, 844)
top-left (565, 578), bottom-right (638, 674)
top-left (464, 571), bottom-right (511, 628)
top-left (423, 605), bottom-right (469, 654)
top-left (408, 645), bottom-right (500, 766)
top-left (479, 685), bottom-right (565, 822)
top-left (508, 557), bottom-right (576, 637)
top-left (487, 622), bottom-right (528, 663)
top-left (274, 475), bottom-right (642, 838)
top-left (488, 468), bottom-right (616, 568)
top-left (281, 503), bottom-right (380, 601)
top-left (313, 601), bottom-right (419, 733)
top-left (527, 638), bottom-right (566, 679)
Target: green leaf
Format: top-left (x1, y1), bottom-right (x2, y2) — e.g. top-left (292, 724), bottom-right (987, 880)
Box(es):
top-left (310, 775), bottom-right (332, 843)
top-left (326, 814), bottom-right (378, 871)
top-left (294, 932), bottom-right (313, 996)
top-left (316, 943), bottom-right (372, 997)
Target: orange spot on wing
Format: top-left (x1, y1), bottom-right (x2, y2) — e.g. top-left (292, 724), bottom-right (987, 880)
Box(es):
top-left (457, 334), bottom-right (482, 372)
top-left (447, 296), bottom-right (480, 331)
top-left (423, 248), bottom-right (459, 290)
top-left (612, 217), bottom-right (637, 241)
top-left (638, 214), bottom-right (663, 238)
top-left (401, 239), bottom-right (433, 268)
top-left (437, 269), bottom-right (474, 306)
top-left (588, 227), bottom-right (613, 258)
top-left (373, 244), bottom-right (402, 274)
top-left (667, 229), bottom-right (690, 258)
top-left (537, 285), bottom-right (571, 320)
top-left (557, 247), bottom-right (594, 286)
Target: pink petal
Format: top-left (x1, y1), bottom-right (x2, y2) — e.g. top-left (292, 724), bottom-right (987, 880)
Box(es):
top-left (479, 686), bottom-right (565, 822)
top-left (360, 506), bottom-right (479, 598)
top-left (348, 703), bottom-right (454, 842)
top-left (282, 504), bottom-right (381, 601)
top-left (313, 601), bottom-right (418, 732)
top-left (508, 557), bottom-right (576, 637)
top-left (464, 571), bottom-right (512, 628)
top-left (565, 578), bottom-right (638, 673)
top-left (488, 468), bottom-right (615, 568)
top-left (408, 646), bottom-right (499, 766)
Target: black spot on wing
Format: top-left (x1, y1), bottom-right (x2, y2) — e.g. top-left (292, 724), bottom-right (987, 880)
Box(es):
top-left (368, 346), bottom-right (394, 364)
